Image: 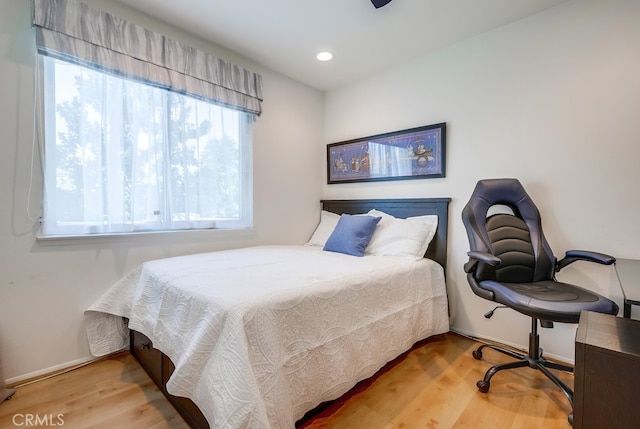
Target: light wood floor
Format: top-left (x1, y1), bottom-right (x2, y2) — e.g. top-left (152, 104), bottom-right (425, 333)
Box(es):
top-left (0, 333), bottom-right (573, 428)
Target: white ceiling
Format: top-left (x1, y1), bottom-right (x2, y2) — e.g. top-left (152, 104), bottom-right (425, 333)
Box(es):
top-left (115, 0), bottom-right (569, 92)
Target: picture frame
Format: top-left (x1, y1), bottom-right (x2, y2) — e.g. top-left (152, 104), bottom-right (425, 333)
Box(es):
top-left (327, 122), bottom-right (446, 184)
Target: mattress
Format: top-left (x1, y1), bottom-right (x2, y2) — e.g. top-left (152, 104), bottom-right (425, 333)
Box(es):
top-left (84, 245), bottom-right (448, 428)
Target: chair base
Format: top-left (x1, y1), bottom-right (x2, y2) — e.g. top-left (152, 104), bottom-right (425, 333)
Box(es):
top-left (473, 318), bottom-right (574, 425)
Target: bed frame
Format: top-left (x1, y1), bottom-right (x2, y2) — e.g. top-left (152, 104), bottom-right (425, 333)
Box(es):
top-left (130, 197), bottom-right (450, 428)
top-left (321, 198), bottom-right (450, 270)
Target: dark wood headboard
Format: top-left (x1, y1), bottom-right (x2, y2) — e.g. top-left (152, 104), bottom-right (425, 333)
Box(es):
top-left (321, 198), bottom-right (451, 271)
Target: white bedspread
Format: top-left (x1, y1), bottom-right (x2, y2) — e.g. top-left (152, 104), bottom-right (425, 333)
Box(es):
top-left (85, 245), bottom-right (448, 428)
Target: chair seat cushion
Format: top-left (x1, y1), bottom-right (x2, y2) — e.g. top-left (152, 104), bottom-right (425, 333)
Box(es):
top-left (479, 279), bottom-right (619, 323)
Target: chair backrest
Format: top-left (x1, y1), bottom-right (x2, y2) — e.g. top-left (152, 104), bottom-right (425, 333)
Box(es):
top-left (462, 178), bottom-right (556, 283)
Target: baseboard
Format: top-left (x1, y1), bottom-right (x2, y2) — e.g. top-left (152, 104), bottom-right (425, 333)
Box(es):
top-left (6, 350), bottom-right (127, 388)
top-left (450, 327), bottom-right (574, 365)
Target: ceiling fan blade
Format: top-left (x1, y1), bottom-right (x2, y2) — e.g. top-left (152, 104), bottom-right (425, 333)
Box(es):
top-left (370, 0), bottom-right (392, 8)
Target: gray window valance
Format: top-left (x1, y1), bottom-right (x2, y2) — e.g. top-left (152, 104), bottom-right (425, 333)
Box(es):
top-left (32, 0), bottom-right (263, 116)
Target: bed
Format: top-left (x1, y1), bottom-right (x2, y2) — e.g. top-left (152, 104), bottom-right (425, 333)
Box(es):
top-left (84, 198), bottom-right (450, 428)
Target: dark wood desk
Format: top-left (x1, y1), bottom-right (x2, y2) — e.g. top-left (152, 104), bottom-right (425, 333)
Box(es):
top-left (574, 311), bottom-right (640, 429)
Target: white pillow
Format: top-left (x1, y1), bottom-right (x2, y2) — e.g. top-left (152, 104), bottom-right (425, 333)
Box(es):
top-left (306, 210), bottom-right (340, 247)
top-left (366, 209), bottom-right (438, 260)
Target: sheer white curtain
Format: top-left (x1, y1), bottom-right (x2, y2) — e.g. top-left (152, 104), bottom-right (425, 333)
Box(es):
top-left (42, 57), bottom-right (251, 235)
top-left (33, 0), bottom-right (259, 236)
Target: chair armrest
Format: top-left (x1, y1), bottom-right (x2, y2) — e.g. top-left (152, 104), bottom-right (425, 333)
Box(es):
top-left (556, 249), bottom-right (616, 271)
top-left (464, 251), bottom-right (499, 301)
top-left (464, 251), bottom-right (501, 273)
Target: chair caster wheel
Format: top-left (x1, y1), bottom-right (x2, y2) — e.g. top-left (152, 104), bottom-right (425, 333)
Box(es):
top-left (477, 380), bottom-right (490, 393)
top-left (472, 349), bottom-right (483, 360)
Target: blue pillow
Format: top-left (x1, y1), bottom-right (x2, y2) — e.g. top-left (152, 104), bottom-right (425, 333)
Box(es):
top-left (323, 214), bottom-right (381, 257)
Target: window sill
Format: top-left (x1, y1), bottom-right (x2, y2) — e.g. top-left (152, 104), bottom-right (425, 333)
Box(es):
top-left (36, 227), bottom-right (254, 246)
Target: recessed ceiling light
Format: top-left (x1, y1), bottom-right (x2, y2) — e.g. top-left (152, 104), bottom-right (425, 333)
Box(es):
top-left (316, 51), bottom-right (333, 62)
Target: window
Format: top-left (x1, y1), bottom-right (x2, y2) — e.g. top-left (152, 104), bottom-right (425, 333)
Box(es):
top-left (32, 0), bottom-right (262, 237)
top-left (41, 56), bottom-right (253, 236)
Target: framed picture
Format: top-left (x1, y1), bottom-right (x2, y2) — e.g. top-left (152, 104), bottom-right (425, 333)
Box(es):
top-left (327, 122), bottom-right (446, 184)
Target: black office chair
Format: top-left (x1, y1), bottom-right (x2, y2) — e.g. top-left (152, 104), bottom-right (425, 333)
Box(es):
top-left (461, 178), bottom-right (619, 419)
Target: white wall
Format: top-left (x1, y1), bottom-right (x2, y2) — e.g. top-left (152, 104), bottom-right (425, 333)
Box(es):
top-left (0, 0), bottom-right (324, 381)
top-left (323, 0), bottom-right (640, 362)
